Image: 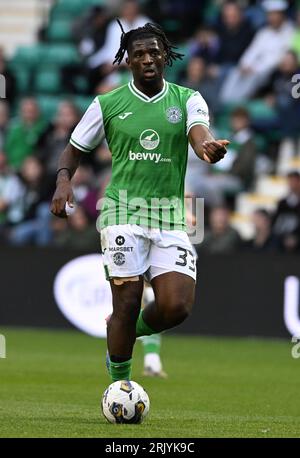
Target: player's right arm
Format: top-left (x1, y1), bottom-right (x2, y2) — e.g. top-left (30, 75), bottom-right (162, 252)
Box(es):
top-left (50, 144), bottom-right (82, 218)
top-left (51, 97), bottom-right (105, 218)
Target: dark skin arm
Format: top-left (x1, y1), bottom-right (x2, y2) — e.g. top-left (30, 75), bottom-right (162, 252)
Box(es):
top-left (188, 124), bottom-right (230, 164)
top-left (50, 143), bottom-right (82, 218)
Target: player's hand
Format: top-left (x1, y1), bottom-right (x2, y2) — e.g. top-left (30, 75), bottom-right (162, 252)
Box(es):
top-left (202, 139), bottom-right (230, 164)
top-left (50, 181), bottom-right (74, 218)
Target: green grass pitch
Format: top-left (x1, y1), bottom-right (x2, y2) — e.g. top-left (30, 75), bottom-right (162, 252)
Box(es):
top-left (0, 327), bottom-right (300, 438)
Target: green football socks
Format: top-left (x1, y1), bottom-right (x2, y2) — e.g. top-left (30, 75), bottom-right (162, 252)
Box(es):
top-left (141, 334), bottom-right (161, 354)
top-left (109, 358), bottom-right (132, 382)
top-left (136, 310), bottom-right (157, 338)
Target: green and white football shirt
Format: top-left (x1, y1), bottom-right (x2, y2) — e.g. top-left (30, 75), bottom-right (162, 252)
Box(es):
top-left (70, 80), bottom-right (209, 230)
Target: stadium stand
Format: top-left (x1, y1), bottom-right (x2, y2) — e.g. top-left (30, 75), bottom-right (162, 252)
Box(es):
top-left (1, 0), bottom-right (300, 251)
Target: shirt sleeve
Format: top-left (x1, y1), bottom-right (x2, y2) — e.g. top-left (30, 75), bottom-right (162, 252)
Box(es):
top-left (70, 97), bottom-right (105, 153)
top-left (186, 91), bottom-right (210, 135)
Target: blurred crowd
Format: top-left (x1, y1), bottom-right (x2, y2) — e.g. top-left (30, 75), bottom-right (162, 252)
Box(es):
top-left (0, 0), bottom-right (300, 253)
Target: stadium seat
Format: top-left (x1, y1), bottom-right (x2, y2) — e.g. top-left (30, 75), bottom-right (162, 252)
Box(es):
top-left (236, 192), bottom-right (278, 216)
top-left (34, 68), bottom-right (61, 94)
top-left (247, 100), bottom-right (277, 121)
top-left (164, 43), bottom-right (188, 83)
top-left (37, 95), bottom-right (65, 121)
top-left (256, 175), bottom-right (288, 199)
top-left (51, 0), bottom-right (104, 20)
top-left (230, 212), bottom-right (254, 240)
top-left (11, 44), bottom-right (46, 68)
top-left (73, 95), bottom-right (93, 114)
top-left (14, 68), bottom-right (32, 94)
top-left (46, 44), bottom-right (80, 65)
top-left (47, 19), bottom-right (73, 42)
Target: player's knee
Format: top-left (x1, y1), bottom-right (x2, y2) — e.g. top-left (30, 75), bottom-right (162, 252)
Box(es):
top-left (163, 298), bottom-right (192, 326)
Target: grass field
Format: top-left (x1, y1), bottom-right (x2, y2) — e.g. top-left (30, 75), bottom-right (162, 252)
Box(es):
top-left (0, 327), bottom-right (300, 438)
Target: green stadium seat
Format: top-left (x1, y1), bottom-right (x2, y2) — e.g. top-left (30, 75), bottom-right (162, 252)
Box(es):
top-left (203, 3), bottom-right (221, 23)
top-left (34, 68), bottom-right (61, 94)
top-left (164, 43), bottom-right (189, 83)
top-left (14, 68), bottom-right (32, 94)
top-left (51, 0), bottom-right (104, 20)
top-left (47, 19), bottom-right (73, 42)
top-left (46, 44), bottom-right (80, 65)
top-left (73, 95), bottom-right (93, 114)
top-left (11, 44), bottom-right (46, 68)
top-left (37, 95), bottom-right (64, 121)
top-left (246, 100), bottom-right (277, 121)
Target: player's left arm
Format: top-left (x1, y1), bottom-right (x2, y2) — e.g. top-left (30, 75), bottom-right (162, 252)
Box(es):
top-left (188, 124), bottom-right (230, 164)
top-left (186, 91), bottom-right (230, 164)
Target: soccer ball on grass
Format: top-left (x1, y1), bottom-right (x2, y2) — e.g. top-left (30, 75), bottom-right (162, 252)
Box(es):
top-left (101, 380), bottom-right (150, 424)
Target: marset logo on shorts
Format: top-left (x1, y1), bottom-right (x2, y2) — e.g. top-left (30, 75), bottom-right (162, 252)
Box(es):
top-left (115, 236), bottom-right (125, 246)
top-left (139, 129), bottom-right (160, 150)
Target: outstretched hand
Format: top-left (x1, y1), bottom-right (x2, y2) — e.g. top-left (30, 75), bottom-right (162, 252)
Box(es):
top-left (202, 139), bottom-right (230, 164)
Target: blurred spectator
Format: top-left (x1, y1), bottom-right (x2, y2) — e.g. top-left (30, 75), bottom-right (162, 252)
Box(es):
top-left (9, 156), bottom-right (54, 246)
top-left (291, 8), bottom-right (300, 59)
top-left (272, 170), bottom-right (300, 252)
top-left (220, 0), bottom-right (294, 102)
top-left (87, 0), bottom-right (151, 80)
top-left (0, 101), bottom-right (9, 151)
top-left (179, 57), bottom-right (219, 114)
top-left (37, 101), bottom-right (80, 176)
top-left (225, 107), bottom-right (257, 190)
top-left (197, 205), bottom-right (242, 254)
top-left (186, 107), bottom-right (257, 209)
top-left (188, 26), bottom-right (219, 65)
top-left (185, 146), bottom-right (223, 208)
top-left (71, 165), bottom-right (99, 221)
top-left (0, 47), bottom-right (16, 105)
top-left (214, 2), bottom-right (255, 78)
top-left (4, 98), bottom-right (47, 170)
top-left (62, 6), bottom-right (110, 94)
top-left (267, 50), bottom-right (300, 138)
top-left (72, 165), bottom-right (95, 202)
top-left (244, 208), bottom-right (280, 252)
top-left (52, 205), bottom-right (100, 251)
top-left (149, 0), bottom-right (206, 41)
top-left (0, 152), bottom-right (23, 232)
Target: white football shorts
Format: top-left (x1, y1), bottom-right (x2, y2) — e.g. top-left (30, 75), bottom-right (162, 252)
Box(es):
top-left (100, 224), bottom-right (197, 282)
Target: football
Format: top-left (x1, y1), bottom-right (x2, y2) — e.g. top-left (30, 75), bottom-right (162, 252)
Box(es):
top-left (101, 380), bottom-right (150, 424)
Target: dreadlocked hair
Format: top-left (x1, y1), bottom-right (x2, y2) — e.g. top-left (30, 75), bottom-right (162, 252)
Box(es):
top-left (113, 21), bottom-right (184, 67)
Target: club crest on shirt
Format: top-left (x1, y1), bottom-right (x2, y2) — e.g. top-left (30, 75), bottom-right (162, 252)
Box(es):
top-left (113, 252), bottom-right (125, 266)
top-left (166, 106), bottom-right (182, 124)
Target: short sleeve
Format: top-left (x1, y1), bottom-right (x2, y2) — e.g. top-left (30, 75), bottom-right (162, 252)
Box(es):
top-left (186, 91), bottom-right (210, 135)
top-left (70, 97), bottom-right (105, 153)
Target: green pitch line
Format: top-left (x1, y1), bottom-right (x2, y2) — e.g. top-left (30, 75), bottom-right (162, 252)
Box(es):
top-left (0, 327), bottom-right (299, 438)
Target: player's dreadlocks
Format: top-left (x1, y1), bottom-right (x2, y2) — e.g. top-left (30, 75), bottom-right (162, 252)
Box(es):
top-left (113, 21), bottom-right (184, 67)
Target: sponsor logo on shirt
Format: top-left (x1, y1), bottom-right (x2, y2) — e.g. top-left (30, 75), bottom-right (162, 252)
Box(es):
top-left (128, 151), bottom-right (171, 163)
top-left (139, 129), bottom-right (160, 150)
